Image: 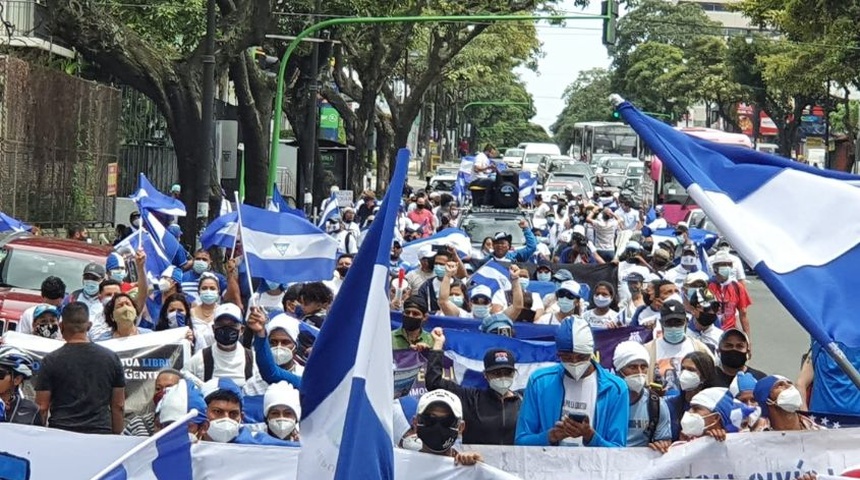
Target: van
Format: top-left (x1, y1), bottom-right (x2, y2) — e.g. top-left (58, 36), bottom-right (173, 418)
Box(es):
top-left (518, 142), bottom-right (561, 157)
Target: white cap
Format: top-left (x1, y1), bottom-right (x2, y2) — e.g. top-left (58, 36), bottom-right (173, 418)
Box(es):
top-left (684, 271), bottom-right (710, 285)
top-left (690, 387), bottom-right (730, 411)
top-left (711, 250), bottom-right (733, 265)
top-left (213, 303), bottom-right (244, 325)
top-left (417, 389), bottom-right (463, 419)
top-left (266, 314), bottom-right (300, 342)
top-left (572, 225), bottom-right (586, 236)
top-left (263, 381), bottom-right (301, 418)
top-left (330, 185), bottom-right (340, 193)
top-left (469, 285), bottom-right (492, 300)
top-left (612, 341), bottom-right (650, 371)
top-left (557, 280), bottom-right (582, 297)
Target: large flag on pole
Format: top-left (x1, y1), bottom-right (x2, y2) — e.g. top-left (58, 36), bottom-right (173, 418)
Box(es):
top-left (298, 148), bottom-right (411, 479)
top-left (130, 173), bottom-right (187, 217)
top-left (200, 212), bottom-right (238, 249)
top-left (269, 183), bottom-right (307, 219)
top-left (318, 192), bottom-right (340, 227)
top-left (614, 96), bottom-right (860, 353)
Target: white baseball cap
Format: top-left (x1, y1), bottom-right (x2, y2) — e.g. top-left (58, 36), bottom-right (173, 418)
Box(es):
top-left (469, 285), bottom-right (493, 300)
top-left (417, 389), bottom-right (463, 419)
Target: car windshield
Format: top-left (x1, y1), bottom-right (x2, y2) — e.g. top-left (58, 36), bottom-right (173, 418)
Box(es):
top-left (626, 166), bottom-right (644, 177)
top-left (435, 167), bottom-right (458, 176)
top-left (0, 248), bottom-right (89, 292)
top-left (504, 149), bottom-right (524, 158)
top-left (606, 159), bottom-right (632, 172)
top-left (552, 163), bottom-right (591, 175)
top-left (524, 154), bottom-right (543, 164)
top-left (460, 216), bottom-right (525, 246)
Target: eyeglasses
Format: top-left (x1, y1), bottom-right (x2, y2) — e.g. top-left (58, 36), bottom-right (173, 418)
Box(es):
top-left (417, 414), bottom-right (459, 429)
top-left (556, 291), bottom-right (578, 300)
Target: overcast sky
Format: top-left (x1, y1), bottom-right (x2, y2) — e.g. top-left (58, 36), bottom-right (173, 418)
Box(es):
top-left (517, 0), bottom-right (613, 133)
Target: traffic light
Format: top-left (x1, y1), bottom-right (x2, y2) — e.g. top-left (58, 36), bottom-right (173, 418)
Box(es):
top-left (612, 111), bottom-right (621, 120)
top-left (602, 0), bottom-right (619, 47)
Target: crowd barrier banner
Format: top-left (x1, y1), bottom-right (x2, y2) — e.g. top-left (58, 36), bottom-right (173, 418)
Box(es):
top-left (2, 329), bottom-right (190, 415)
top-left (0, 423), bottom-right (857, 480)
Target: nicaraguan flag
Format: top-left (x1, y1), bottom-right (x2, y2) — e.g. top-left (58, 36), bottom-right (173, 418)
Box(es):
top-left (470, 259), bottom-right (512, 295)
top-left (519, 171), bottom-right (537, 204)
top-left (200, 212), bottom-right (238, 249)
top-left (269, 183), bottom-right (307, 219)
top-left (130, 173), bottom-right (186, 217)
top-left (93, 410), bottom-right (194, 479)
top-left (114, 229), bottom-right (170, 287)
top-left (0, 211), bottom-right (31, 233)
top-left (237, 203), bottom-right (338, 284)
top-left (617, 98), bottom-right (860, 348)
top-left (399, 228), bottom-right (472, 267)
top-left (298, 148), bottom-right (411, 480)
top-left (452, 156), bottom-right (474, 204)
top-left (140, 211), bottom-right (181, 264)
top-left (318, 192), bottom-right (340, 228)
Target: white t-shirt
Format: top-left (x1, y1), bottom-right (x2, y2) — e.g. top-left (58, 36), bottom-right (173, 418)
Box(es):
top-left (654, 337), bottom-right (703, 392)
top-left (257, 291), bottom-right (285, 313)
top-left (664, 265), bottom-right (692, 289)
top-left (191, 316), bottom-right (215, 353)
top-left (243, 363), bottom-right (304, 396)
top-left (186, 344), bottom-right (259, 388)
top-left (619, 208), bottom-right (640, 230)
top-left (560, 371), bottom-right (598, 446)
top-left (582, 308), bottom-right (619, 329)
top-left (591, 218), bottom-right (618, 251)
top-left (473, 152), bottom-right (491, 179)
top-left (647, 218), bottom-right (667, 231)
top-left (636, 306), bottom-right (661, 328)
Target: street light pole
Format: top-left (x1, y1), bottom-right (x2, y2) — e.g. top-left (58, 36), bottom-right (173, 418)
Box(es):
top-left (267, 13), bottom-right (607, 199)
top-left (198, 0), bottom-right (216, 231)
top-left (298, 0), bottom-right (322, 208)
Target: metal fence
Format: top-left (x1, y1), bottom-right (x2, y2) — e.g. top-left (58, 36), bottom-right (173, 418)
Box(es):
top-left (0, 55), bottom-right (120, 226)
top-left (117, 86), bottom-right (178, 196)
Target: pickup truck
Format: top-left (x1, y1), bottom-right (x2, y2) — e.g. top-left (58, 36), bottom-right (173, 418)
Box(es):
top-left (0, 232), bottom-right (110, 333)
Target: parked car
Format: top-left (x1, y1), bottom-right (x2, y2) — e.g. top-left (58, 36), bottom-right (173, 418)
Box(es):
top-left (542, 180), bottom-right (591, 200)
top-left (539, 157), bottom-right (595, 185)
top-left (456, 207), bottom-right (531, 250)
top-left (0, 232), bottom-right (110, 333)
top-left (545, 173), bottom-right (595, 197)
top-left (501, 148), bottom-right (525, 168)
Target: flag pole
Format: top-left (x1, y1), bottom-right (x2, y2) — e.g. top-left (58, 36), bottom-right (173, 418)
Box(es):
top-left (88, 409), bottom-right (199, 480)
top-left (233, 191), bottom-right (257, 308)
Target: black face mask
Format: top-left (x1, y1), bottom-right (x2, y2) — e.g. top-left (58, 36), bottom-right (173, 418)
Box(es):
top-left (698, 312), bottom-right (718, 328)
top-left (214, 326), bottom-right (240, 346)
top-left (720, 349), bottom-right (747, 369)
top-left (642, 292), bottom-right (652, 305)
top-left (402, 315), bottom-right (423, 332)
top-left (336, 267), bottom-right (350, 278)
top-left (416, 422), bottom-right (459, 452)
top-left (36, 323), bottom-right (59, 338)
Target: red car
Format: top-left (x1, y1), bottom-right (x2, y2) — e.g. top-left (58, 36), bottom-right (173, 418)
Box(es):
top-left (0, 232), bottom-right (110, 333)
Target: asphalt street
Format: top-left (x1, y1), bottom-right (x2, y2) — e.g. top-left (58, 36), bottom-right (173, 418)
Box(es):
top-left (745, 277), bottom-right (809, 380)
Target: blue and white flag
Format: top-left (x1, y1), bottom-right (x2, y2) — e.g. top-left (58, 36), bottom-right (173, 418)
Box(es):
top-left (200, 212), bottom-right (239, 249)
top-left (519, 171), bottom-right (537, 204)
top-left (318, 192), bottom-right (340, 228)
top-left (452, 156), bottom-right (474, 204)
top-left (130, 173), bottom-right (186, 217)
top-left (269, 183), bottom-right (307, 219)
top-left (93, 410), bottom-right (195, 479)
top-left (298, 148), bottom-right (411, 480)
top-left (617, 99), bottom-right (860, 348)
top-left (140, 210), bottom-right (182, 265)
top-left (651, 226), bottom-right (718, 274)
top-left (237, 204), bottom-right (338, 285)
top-left (0, 211), bottom-right (31, 233)
top-left (470, 259), bottom-right (512, 295)
top-left (114, 229), bottom-right (170, 286)
top-left (399, 228), bottom-right (472, 267)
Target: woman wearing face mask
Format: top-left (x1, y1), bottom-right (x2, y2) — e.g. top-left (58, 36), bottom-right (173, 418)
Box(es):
top-left (753, 375), bottom-right (822, 431)
top-left (582, 282), bottom-right (620, 329)
top-left (30, 305), bottom-right (61, 340)
top-left (536, 280), bottom-right (583, 325)
top-left (189, 275), bottom-right (223, 350)
top-left (534, 261), bottom-right (554, 283)
top-left (155, 294), bottom-right (198, 351)
top-left (666, 352), bottom-right (717, 440)
top-left (438, 273), bottom-right (472, 318)
top-left (262, 382), bottom-right (302, 443)
top-left (98, 294), bottom-right (151, 340)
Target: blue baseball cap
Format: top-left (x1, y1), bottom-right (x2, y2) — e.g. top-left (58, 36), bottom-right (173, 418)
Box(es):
top-left (105, 252), bottom-right (125, 271)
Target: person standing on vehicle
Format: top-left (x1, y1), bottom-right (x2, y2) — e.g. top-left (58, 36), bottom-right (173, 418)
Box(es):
top-left (488, 219), bottom-right (537, 263)
top-left (425, 328), bottom-right (522, 445)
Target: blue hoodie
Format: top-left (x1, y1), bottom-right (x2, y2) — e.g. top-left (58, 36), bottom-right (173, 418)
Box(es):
top-left (515, 361), bottom-right (629, 447)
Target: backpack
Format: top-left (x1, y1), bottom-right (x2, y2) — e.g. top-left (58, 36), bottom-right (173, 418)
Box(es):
top-left (202, 346), bottom-right (254, 382)
top-left (643, 388), bottom-right (662, 443)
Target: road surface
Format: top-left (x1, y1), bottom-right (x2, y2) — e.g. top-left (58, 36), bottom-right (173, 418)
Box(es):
top-left (746, 277), bottom-right (809, 379)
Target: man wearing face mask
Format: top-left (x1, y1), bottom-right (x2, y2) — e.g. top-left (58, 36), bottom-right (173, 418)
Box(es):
top-left (632, 279), bottom-right (681, 330)
top-left (612, 341), bottom-right (671, 452)
top-left (406, 197), bottom-right (437, 238)
top-left (679, 387), bottom-right (756, 442)
top-left (536, 280), bottom-right (583, 325)
top-left (245, 311), bottom-right (303, 394)
top-left (644, 299), bottom-right (712, 391)
top-left (392, 298), bottom-right (434, 350)
top-left (262, 381), bottom-right (301, 442)
top-left (515, 316), bottom-right (628, 447)
top-left (181, 250), bottom-right (227, 303)
top-left (709, 239), bottom-right (746, 284)
top-left (326, 254), bottom-right (354, 296)
top-left (186, 303), bottom-right (258, 387)
top-left (487, 221), bottom-right (537, 263)
top-left (708, 251), bottom-right (752, 336)
top-left (406, 245), bottom-right (438, 291)
top-left (665, 246), bottom-right (701, 289)
top-left (69, 262), bottom-right (106, 314)
top-left (425, 328), bottom-right (521, 445)
top-left (753, 375), bottom-right (821, 431)
top-left (712, 328), bottom-right (767, 388)
top-left (401, 389), bottom-right (483, 466)
top-left (17, 276), bottom-right (66, 335)
top-left (618, 272), bottom-right (647, 324)
top-left (685, 288), bottom-right (724, 353)
top-left (200, 377), bottom-right (296, 445)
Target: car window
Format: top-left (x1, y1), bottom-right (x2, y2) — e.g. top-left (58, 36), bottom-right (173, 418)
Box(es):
top-left (626, 166), bottom-right (644, 177)
top-left (0, 248), bottom-right (88, 292)
top-left (461, 216), bottom-right (526, 245)
top-left (431, 180), bottom-right (455, 192)
top-left (524, 154), bottom-right (543, 164)
top-left (504, 149), bottom-right (524, 158)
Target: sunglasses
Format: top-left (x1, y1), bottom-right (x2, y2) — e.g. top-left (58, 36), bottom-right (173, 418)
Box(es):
top-left (417, 414), bottom-right (459, 429)
top-left (556, 291), bottom-right (579, 300)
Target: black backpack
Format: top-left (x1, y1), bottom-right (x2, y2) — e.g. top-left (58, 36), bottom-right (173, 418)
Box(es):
top-left (643, 387), bottom-right (662, 443)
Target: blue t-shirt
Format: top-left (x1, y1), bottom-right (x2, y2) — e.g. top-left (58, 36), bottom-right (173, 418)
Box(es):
top-left (627, 390), bottom-right (672, 446)
top-left (810, 341), bottom-right (860, 415)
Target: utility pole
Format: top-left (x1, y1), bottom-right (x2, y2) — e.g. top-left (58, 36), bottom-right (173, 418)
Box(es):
top-left (300, 0), bottom-right (322, 206)
top-left (198, 0), bottom-right (216, 236)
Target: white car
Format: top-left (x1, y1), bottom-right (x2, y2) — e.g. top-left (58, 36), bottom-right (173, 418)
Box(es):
top-left (429, 174), bottom-right (457, 193)
top-left (502, 148), bottom-right (525, 168)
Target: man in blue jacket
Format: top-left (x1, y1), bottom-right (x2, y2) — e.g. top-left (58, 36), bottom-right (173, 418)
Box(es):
top-left (515, 316), bottom-right (629, 447)
top-left (488, 219), bottom-right (537, 263)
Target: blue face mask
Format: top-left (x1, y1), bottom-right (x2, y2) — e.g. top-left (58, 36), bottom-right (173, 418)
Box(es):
top-left (450, 296), bottom-right (464, 308)
top-left (663, 326), bottom-right (686, 345)
top-left (520, 278), bottom-right (530, 290)
top-left (193, 260), bottom-right (209, 274)
top-left (266, 281), bottom-right (281, 292)
top-left (199, 290), bottom-right (220, 305)
top-left (537, 272), bottom-right (552, 282)
top-left (472, 304), bottom-right (490, 319)
top-left (82, 279), bottom-right (99, 297)
top-left (109, 269), bottom-right (126, 283)
top-left (557, 297), bottom-right (576, 313)
top-left (293, 305), bottom-right (304, 318)
top-left (433, 265), bottom-right (447, 279)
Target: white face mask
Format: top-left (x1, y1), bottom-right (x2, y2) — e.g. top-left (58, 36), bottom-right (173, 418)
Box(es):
top-left (593, 295), bottom-right (612, 308)
top-left (206, 417), bottom-right (239, 443)
top-left (665, 293), bottom-right (684, 304)
top-left (679, 370), bottom-right (702, 391)
top-left (488, 376), bottom-right (514, 395)
top-left (680, 412), bottom-right (708, 437)
top-left (271, 346), bottom-right (294, 366)
top-left (563, 360), bottom-right (591, 381)
top-left (773, 386), bottom-right (803, 413)
top-left (267, 418), bottom-right (297, 439)
top-left (624, 373), bottom-right (647, 394)
top-left (158, 279), bottom-right (172, 293)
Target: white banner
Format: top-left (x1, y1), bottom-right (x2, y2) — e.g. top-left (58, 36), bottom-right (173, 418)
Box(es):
top-left (2, 329), bottom-right (190, 415)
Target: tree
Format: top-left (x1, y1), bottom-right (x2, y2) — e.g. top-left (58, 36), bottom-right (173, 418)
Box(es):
top-left (551, 68), bottom-right (613, 152)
